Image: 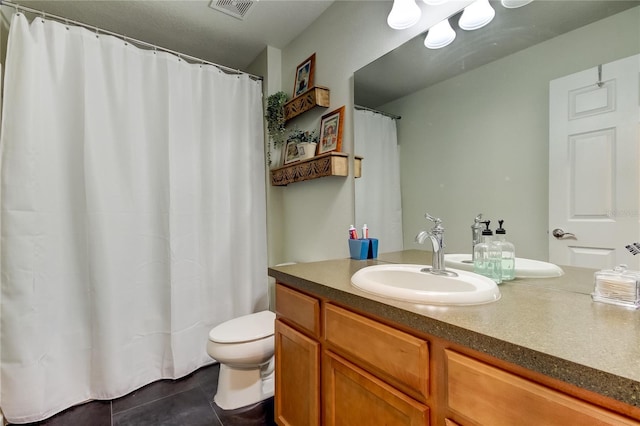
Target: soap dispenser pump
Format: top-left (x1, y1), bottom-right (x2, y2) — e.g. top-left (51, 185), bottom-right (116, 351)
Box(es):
top-left (495, 220), bottom-right (516, 281)
top-left (473, 221), bottom-right (502, 284)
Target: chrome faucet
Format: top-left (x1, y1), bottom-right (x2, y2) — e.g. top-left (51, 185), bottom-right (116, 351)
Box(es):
top-left (471, 213), bottom-right (483, 262)
top-left (415, 213), bottom-right (458, 277)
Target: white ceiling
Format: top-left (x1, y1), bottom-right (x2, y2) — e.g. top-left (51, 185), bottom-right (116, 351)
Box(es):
top-left (7, 0), bottom-right (336, 71)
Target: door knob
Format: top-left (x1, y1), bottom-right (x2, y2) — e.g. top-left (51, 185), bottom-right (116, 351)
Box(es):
top-left (552, 228), bottom-right (576, 240)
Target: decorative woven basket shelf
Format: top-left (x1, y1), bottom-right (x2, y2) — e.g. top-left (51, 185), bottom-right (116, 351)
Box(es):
top-left (284, 86), bottom-right (330, 122)
top-left (270, 152), bottom-right (349, 186)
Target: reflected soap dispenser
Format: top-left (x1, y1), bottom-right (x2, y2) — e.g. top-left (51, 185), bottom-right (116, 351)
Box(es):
top-left (471, 213), bottom-right (483, 262)
top-left (495, 220), bottom-right (516, 281)
top-left (473, 221), bottom-right (502, 284)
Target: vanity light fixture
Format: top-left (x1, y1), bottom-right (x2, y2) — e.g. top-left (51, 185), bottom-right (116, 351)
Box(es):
top-left (387, 0), bottom-right (422, 30)
top-left (501, 0), bottom-right (534, 8)
top-left (458, 0), bottom-right (495, 31)
top-left (423, 0), bottom-right (449, 5)
top-left (424, 18), bottom-right (456, 49)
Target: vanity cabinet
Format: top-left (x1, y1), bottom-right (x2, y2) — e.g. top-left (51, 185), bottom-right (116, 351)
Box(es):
top-left (324, 303), bottom-right (429, 403)
top-left (274, 282), bottom-right (640, 426)
top-left (274, 320), bottom-right (320, 426)
top-left (275, 283), bottom-right (430, 425)
top-left (444, 350), bottom-right (639, 426)
top-left (323, 303), bottom-right (430, 425)
top-left (323, 350), bottom-right (429, 425)
top-left (274, 284), bottom-right (321, 425)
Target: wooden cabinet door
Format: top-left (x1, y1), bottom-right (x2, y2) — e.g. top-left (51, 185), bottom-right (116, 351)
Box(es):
top-left (324, 303), bottom-right (429, 402)
top-left (275, 319), bottom-right (320, 426)
top-left (323, 350), bottom-right (429, 426)
top-left (446, 350), bottom-right (640, 426)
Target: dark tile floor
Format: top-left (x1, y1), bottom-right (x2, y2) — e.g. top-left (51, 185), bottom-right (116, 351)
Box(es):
top-left (9, 363), bottom-right (277, 426)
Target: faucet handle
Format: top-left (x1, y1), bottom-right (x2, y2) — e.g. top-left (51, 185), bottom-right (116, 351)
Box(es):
top-left (424, 213), bottom-right (441, 224)
top-left (424, 213), bottom-right (444, 232)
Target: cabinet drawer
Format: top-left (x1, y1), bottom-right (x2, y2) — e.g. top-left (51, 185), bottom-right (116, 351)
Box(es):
top-left (445, 350), bottom-right (640, 426)
top-left (324, 303), bottom-right (429, 402)
top-left (275, 284), bottom-right (320, 338)
top-left (323, 351), bottom-right (429, 426)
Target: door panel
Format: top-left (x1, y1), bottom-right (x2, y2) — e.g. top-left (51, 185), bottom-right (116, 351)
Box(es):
top-left (275, 319), bottom-right (320, 426)
top-left (323, 351), bottom-right (429, 426)
top-left (549, 54), bottom-right (639, 269)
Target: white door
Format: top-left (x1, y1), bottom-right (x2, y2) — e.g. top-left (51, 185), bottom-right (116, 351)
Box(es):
top-left (549, 54), bottom-right (640, 269)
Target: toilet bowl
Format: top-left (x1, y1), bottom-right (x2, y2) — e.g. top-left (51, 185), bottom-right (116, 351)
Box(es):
top-left (207, 310), bottom-right (276, 410)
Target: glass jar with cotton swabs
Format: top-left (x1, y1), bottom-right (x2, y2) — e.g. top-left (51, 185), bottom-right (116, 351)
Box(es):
top-left (592, 265), bottom-right (640, 309)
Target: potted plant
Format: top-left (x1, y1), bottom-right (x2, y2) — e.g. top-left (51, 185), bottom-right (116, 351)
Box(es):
top-left (286, 127), bottom-right (319, 160)
top-left (265, 91), bottom-right (288, 166)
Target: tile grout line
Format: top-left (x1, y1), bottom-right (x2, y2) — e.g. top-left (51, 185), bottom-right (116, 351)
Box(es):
top-left (111, 386), bottom-right (199, 420)
top-left (197, 382), bottom-right (224, 425)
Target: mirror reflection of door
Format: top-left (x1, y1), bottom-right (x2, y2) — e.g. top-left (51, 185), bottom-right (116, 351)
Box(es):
top-left (549, 54), bottom-right (640, 269)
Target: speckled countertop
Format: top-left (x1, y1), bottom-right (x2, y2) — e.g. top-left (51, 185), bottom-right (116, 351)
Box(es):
top-left (268, 250), bottom-right (640, 409)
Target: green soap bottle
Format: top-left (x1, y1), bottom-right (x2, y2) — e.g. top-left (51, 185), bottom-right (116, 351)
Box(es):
top-left (473, 221), bottom-right (502, 284)
top-left (495, 220), bottom-right (516, 281)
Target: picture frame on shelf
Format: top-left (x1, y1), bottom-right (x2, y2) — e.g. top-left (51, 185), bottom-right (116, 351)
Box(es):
top-left (283, 140), bottom-right (301, 165)
top-left (318, 106), bottom-right (345, 155)
top-left (293, 53), bottom-right (315, 98)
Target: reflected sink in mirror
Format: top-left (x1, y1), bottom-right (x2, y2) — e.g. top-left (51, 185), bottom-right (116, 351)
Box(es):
top-left (444, 254), bottom-right (564, 278)
top-left (351, 264), bottom-right (501, 306)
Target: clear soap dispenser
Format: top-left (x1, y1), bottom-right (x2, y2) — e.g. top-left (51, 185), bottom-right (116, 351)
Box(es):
top-left (473, 221), bottom-right (502, 284)
top-left (471, 213), bottom-right (483, 262)
top-left (495, 220), bottom-right (515, 281)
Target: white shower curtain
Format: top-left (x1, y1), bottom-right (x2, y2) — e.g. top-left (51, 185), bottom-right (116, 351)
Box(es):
top-left (354, 109), bottom-right (403, 253)
top-left (0, 14), bottom-right (267, 423)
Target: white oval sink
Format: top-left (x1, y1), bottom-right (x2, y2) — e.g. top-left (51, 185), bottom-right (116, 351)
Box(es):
top-left (351, 264), bottom-right (501, 306)
top-left (444, 254), bottom-right (564, 278)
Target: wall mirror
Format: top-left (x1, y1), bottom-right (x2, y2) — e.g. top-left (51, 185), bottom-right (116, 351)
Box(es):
top-left (354, 1), bottom-right (639, 266)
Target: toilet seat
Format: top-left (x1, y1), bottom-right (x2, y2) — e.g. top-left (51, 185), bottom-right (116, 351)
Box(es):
top-left (208, 310), bottom-right (275, 344)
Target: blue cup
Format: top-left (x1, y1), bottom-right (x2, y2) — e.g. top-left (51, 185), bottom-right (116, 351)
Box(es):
top-left (349, 239), bottom-right (369, 260)
top-left (368, 238), bottom-right (378, 259)
top-left (349, 238), bottom-right (379, 260)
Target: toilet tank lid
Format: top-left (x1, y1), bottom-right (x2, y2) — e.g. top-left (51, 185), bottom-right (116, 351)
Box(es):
top-left (208, 310), bottom-right (275, 343)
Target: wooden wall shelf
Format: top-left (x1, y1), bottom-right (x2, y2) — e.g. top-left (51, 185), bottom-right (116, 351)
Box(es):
top-left (354, 156), bottom-right (363, 178)
top-left (284, 86), bottom-right (330, 122)
top-left (271, 152), bottom-right (348, 186)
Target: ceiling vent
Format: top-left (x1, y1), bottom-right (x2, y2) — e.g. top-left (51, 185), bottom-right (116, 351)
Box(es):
top-left (209, 0), bottom-right (257, 20)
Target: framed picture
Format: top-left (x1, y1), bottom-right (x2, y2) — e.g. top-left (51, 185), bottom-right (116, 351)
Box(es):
top-left (283, 140), bottom-right (301, 165)
top-left (318, 106), bottom-right (345, 155)
top-left (293, 53), bottom-right (315, 98)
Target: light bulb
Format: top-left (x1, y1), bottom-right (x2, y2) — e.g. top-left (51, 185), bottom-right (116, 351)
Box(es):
top-left (423, 0), bottom-right (448, 5)
top-left (501, 0), bottom-right (533, 8)
top-left (387, 0), bottom-right (422, 30)
top-left (424, 19), bottom-right (456, 49)
top-left (459, 0), bottom-right (495, 31)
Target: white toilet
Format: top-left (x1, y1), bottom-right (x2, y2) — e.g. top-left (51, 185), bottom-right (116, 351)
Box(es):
top-left (206, 310), bottom-right (276, 410)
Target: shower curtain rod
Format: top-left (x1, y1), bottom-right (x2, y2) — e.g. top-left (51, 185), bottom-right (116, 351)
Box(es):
top-left (354, 104), bottom-right (401, 120)
top-left (0, 0), bottom-right (263, 81)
